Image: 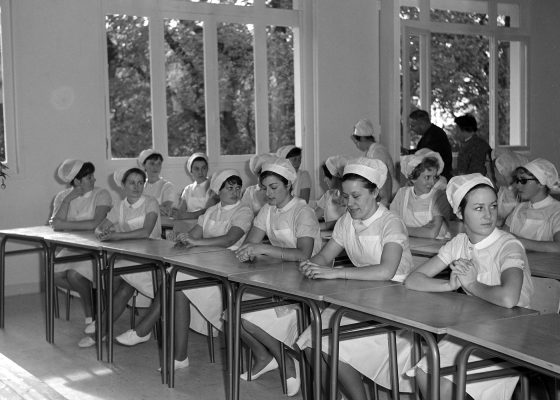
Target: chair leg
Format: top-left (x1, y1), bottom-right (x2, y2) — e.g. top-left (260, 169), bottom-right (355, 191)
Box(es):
top-left (54, 287), bottom-right (60, 319)
top-left (130, 291), bottom-right (137, 329)
top-left (247, 347), bottom-right (253, 381)
top-left (520, 374), bottom-right (530, 400)
top-left (207, 321), bottom-right (215, 363)
top-left (279, 344), bottom-right (287, 394)
top-left (65, 289), bottom-right (71, 321)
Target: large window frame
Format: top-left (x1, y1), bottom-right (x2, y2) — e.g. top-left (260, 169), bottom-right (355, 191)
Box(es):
top-left (0, 0), bottom-right (19, 173)
top-left (400, 0), bottom-right (528, 152)
top-left (102, 0), bottom-right (305, 167)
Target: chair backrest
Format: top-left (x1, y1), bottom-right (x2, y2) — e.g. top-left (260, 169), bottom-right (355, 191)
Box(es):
top-left (530, 277), bottom-right (560, 314)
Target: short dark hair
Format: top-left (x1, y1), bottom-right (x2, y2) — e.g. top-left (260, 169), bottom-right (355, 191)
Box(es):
top-left (342, 173), bottom-right (377, 192)
top-left (259, 170), bottom-right (289, 186)
top-left (457, 183), bottom-right (497, 220)
top-left (122, 167), bottom-right (146, 185)
top-left (144, 152), bottom-right (163, 164)
top-left (454, 114), bottom-right (478, 132)
top-left (220, 175), bottom-right (243, 191)
top-left (286, 147), bottom-right (302, 159)
top-left (321, 164), bottom-right (333, 180)
top-left (71, 162), bottom-right (95, 186)
top-left (409, 157), bottom-right (440, 180)
top-left (409, 109), bottom-right (430, 122)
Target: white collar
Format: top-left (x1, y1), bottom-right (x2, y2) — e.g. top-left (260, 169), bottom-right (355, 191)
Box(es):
top-left (530, 195), bottom-right (554, 209)
top-left (411, 186), bottom-right (433, 199)
top-left (353, 203), bottom-right (385, 229)
top-left (274, 197), bottom-right (299, 214)
top-left (470, 228), bottom-right (501, 250)
top-left (80, 189), bottom-right (93, 199)
top-left (126, 196), bottom-right (146, 209)
top-left (219, 201), bottom-right (240, 211)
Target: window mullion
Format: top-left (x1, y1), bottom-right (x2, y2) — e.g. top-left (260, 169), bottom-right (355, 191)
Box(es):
top-left (150, 14), bottom-right (169, 155)
top-left (204, 17), bottom-right (220, 161)
top-left (253, 22), bottom-right (269, 154)
top-left (488, 34), bottom-right (497, 149)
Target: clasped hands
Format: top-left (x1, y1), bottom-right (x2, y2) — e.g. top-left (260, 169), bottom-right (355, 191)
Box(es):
top-left (299, 259), bottom-right (340, 280)
top-left (95, 226), bottom-right (116, 241)
top-left (449, 258), bottom-right (478, 291)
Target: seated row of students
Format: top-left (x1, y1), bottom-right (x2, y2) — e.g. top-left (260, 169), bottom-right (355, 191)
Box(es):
top-left (49, 150), bottom-right (556, 400)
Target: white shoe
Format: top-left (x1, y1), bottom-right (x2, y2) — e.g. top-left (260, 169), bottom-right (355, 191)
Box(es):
top-left (157, 357), bottom-right (190, 372)
top-left (240, 358), bottom-right (279, 381)
top-left (84, 321), bottom-right (96, 335)
top-left (78, 335), bottom-right (105, 348)
top-left (115, 329), bottom-right (151, 346)
top-left (286, 361), bottom-right (301, 397)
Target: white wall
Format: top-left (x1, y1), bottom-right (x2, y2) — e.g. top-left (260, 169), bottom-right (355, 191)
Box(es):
top-left (0, 0), bottom-right (557, 295)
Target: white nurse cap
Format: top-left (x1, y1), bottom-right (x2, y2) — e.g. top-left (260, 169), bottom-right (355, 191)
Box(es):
top-left (343, 157), bottom-right (387, 188)
top-left (523, 158), bottom-right (560, 190)
top-left (400, 148), bottom-right (444, 179)
top-left (325, 155), bottom-right (349, 178)
top-left (113, 168), bottom-right (127, 188)
top-left (493, 149), bottom-right (528, 179)
top-left (261, 157), bottom-right (297, 184)
top-left (352, 118), bottom-right (378, 141)
top-left (210, 169), bottom-right (240, 195)
top-left (276, 145), bottom-right (298, 159)
top-left (185, 153), bottom-right (209, 174)
top-left (446, 173), bottom-right (494, 215)
top-left (137, 149), bottom-right (162, 168)
top-left (249, 153), bottom-right (276, 175)
top-left (57, 159), bottom-right (84, 183)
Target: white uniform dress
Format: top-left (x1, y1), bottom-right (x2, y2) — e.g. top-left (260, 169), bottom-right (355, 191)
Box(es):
top-left (51, 187), bottom-right (113, 280)
top-left (390, 186), bottom-right (452, 239)
top-left (144, 178), bottom-right (178, 208)
top-left (110, 195), bottom-right (162, 297)
top-left (407, 229), bottom-right (534, 400)
top-left (316, 189), bottom-right (346, 224)
top-left (366, 143), bottom-right (399, 197)
top-left (506, 195), bottom-right (560, 241)
top-left (241, 184), bottom-right (267, 215)
top-left (176, 201), bottom-right (254, 335)
top-left (180, 179), bottom-right (211, 212)
top-left (241, 197), bottom-right (322, 346)
top-left (296, 205), bottom-right (416, 391)
top-left (292, 169), bottom-right (312, 201)
top-left (497, 186), bottom-right (519, 226)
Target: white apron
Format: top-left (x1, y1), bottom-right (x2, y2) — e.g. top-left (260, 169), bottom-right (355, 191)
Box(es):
top-left (403, 187), bottom-right (450, 239)
top-left (509, 205), bottom-right (550, 240)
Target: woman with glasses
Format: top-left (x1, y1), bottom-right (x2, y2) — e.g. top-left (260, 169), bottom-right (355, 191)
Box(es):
top-left (390, 149), bottom-right (452, 239)
top-left (505, 158), bottom-right (560, 252)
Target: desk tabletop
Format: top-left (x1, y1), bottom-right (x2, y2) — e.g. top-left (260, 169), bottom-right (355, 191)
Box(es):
top-left (229, 264), bottom-right (400, 301)
top-left (0, 225), bottom-right (55, 239)
top-left (325, 285), bottom-right (537, 334)
top-left (165, 250), bottom-right (284, 278)
top-left (100, 239), bottom-right (223, 261)
top-left (44, 231), bottom-right (103, 250)
top-left (448, 313), bottom-right (560, 375)
top-left (409, 236), bottom-right (448, 257)
top-left (527, 251), bottom-right (560, 280)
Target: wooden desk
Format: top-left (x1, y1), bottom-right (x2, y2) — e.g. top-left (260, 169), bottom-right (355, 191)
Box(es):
top-left (229, 263), bottom-right (400, 400)
top-left (324, 286), bottom-right (537, 400)
top-left (448, 313), bottom-right (560, 400)
top-left (527, 251), bottom-right (560, 280)
top-left (164, 251), bottom-right (285, 391)
top-left (408, 236), bottom-right (448, 257)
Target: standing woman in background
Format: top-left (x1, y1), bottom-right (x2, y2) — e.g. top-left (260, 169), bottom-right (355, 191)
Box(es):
top-left (391, 149), bottom-right (452, 239)
top-left (137, 149), bottom-right (178, 217)
top-left (50, 159), bottom-right (112, 327)
top-left (277, 145), bottom-right (312, 203)
top-left (505, 158), bottom-right (560, 252)
top-left (174, 153), bottom-right (217, 220)
top-left (241, 153), bottom-right (276, 215)
top-left (235, 157), bottom-right (322, 397)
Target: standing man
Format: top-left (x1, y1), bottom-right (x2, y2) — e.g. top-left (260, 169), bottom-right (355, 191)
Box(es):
top-left (408, 109), bottom-right (453, 181)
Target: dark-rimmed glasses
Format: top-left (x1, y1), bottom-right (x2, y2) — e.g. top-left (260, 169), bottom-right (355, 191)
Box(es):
top-left (514, 177), bottom-right (538, 185)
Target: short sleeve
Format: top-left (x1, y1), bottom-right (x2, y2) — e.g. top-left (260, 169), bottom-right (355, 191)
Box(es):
top-left (316, 192), bottom-right (328, 210)
top-left (498, 239), bottom-right (527, 273)
top-left (231, 205), bottom-right (254, 233)
top-left (253, 205), bottom-right (269, 232)
top-left (51, 189), bottom-right (70, 218)
top-left (550, 208), bottom-right (560, 236)
top-left (436, 234), bottom-right (467, 266)
top-left (389, 188), bottom-right (405, 216)
top-left (331, 214), bottom-right (348, 247)
top-left (505, 203), bottom-right (522, 228)
top-left (293, 206), bottom-right (320, 239)
top-left (105, 202), bottom-right (120, 224)
top-left (145, 196), bottom-right (160, 216)
top-left (197, 212), bottom-right (205, 227)
top-left (162, 181), bottom-right (179, 206)
top-left (95, 188), bottom-right (113, 208)
top-left (432, 189), bottom-right (451, 219)
top-left (380, 216), bottom-right (409, 249)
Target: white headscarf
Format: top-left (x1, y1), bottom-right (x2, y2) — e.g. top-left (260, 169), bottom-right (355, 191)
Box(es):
top-left (446, 173), bottom-right (494, 215)
top-left (185, 153), bottom-right (209, 174)
top-left (210, 169), bottom-right (240, 195)
top-left (137, 149), bottom-right (162, 168)
top-left (400, 148), bottom-right (444, 179)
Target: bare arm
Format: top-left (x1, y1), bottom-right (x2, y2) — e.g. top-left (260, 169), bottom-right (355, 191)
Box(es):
top-left (178, 226), bottom-right (245, 248)
top-left (96, 212), bottom-right (158, 241)
top-left (50, 205), bottom-right (111, 231)
top-left (458, 265), bottom-right (523, 308)
top-left (407, 216), bottom-right (445, 239)
top-left (405, 256), bottom-right (458, 292)
top-left (511, 231), bottom-right (560, 253)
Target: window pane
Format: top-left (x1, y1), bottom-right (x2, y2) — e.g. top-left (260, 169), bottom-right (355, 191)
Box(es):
top-left (164, 19), bottom-right (206, 157)
top-left (267, 25), bottom-right (294, 151)
top-left (430, 33), bottom-right (489, 151)
top-left (217, 22), bottom-right (255, 155)
top-left (400, 6), bottom-right (419, 21)
top-left (498, 40), bottom-right (525, 146)
top-left (266, 0), bottom-right (293, 9)
top-left (0, 8), bottom-right (4, 162)
top-left (430, 9), bottom-right (488, 25)
top-left (106, 15), bottom-right (152, 158)
top-left (186, 0), bottom-right (253, 5)
top-left (498, 3), bottom-right (520, 28)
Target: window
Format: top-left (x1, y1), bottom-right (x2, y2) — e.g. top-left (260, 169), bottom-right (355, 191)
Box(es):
top-left (0, 0), bottom-right (17, 170)
top-left (400, 0), bottom-right (528, 151)
top-left (104, 0), bottom-right (302, 162)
